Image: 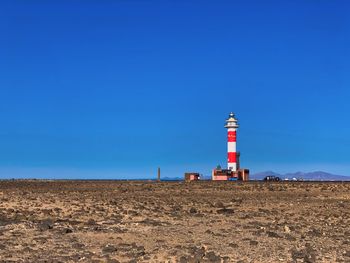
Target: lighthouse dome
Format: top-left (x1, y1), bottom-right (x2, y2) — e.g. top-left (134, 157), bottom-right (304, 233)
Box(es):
top-left (225, 112), bottom-right (239, 128)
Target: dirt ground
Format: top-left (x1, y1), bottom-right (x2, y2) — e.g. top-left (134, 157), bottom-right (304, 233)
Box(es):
top-left (0, 180), bottom-right (349, 263)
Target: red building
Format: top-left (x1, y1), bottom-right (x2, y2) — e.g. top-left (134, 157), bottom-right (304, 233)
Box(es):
top-left (184, 173), bottom-right (200, 182)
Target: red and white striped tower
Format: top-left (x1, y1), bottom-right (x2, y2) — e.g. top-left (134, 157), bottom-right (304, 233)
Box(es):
top-left (225, 112), bottom-right (239, 171)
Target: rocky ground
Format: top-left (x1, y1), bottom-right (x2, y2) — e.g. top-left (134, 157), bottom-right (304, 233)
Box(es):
top-left (0, 180), bottom-right (349, 263)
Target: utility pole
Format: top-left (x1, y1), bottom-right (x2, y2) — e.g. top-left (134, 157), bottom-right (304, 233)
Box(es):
top-left (157, 167), bottom-right (161, 182)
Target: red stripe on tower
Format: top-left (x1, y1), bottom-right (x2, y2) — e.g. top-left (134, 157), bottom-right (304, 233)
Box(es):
top-left (227, 131), bottom-right (236, 142)
top-left (228, 152), bottom-right (237, 163)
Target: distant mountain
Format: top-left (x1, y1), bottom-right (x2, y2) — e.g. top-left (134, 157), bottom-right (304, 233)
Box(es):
top-left (251, 171), bottom-right (350, 181)
top-left (250, 171), bottom-right (281, 180)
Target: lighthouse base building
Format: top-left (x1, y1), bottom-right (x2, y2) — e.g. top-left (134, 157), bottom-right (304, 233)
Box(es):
top-left (212, 151), bottom-right (249, 181)
top-left (212, 112), bottom-right (250, 181)
top-left (212, 164), bottom-right (250, 181)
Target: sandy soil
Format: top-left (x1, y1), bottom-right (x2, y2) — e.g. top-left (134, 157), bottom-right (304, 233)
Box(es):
top-left (0, 180), bottom-right (349, 263)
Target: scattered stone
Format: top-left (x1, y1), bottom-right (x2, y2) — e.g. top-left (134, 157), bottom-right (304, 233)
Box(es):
top-left (250, 240), bottom-right (258, 246)
top-left (215, 202), bottom-right (225, 208)
top-left (179, 256), bottom-right (188, 263)
top-left (267, 231), bottom-right (281, 238)
top-left (141, 218), bottom-right (165, 226)
top-left (291, 246), bottom-right (316, 263)
top-left (222, 256), bottom-right (230, 263)
top-left (87, 219), bottom-right (96, 225)
top-left (285, 234), bottom-right (296, 241)
top-left (229, 243), bottom-right (239, 248)
top-left (63, 228), bottom-right (73, 234)
top-left (72, 243), bottom-right (85, 249)
top-left (217, 208), bottom-right (234, 215)
top-left (189, 246), bottom-right (205, 261)
top-left (189, 207), bottom-right (197, 214)
top-left (205, 251), bottom-right (221, 262)
top-left (284, 225), bottom-right (291, 233)
top-left (39, 219), bottom-right (54, 231)
top-left (102, 245), bottom-right (117, 254)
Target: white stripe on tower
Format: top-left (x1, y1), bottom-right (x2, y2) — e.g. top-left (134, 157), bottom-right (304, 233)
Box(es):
top-left (227, 141), bottom-right (236, 152)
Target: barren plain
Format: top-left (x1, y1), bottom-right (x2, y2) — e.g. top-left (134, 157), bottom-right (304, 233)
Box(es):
top-left (0, 180), bottom-right (349, 263)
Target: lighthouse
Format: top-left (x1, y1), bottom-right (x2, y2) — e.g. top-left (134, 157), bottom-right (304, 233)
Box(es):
top-left (211, 112), bottom-right (249, 181)
top-left (225, 112), bottom-right (239, 171)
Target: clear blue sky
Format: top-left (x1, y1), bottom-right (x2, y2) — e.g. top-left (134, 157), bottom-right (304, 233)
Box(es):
top-left (1, 0), bottom-right (349, 179)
